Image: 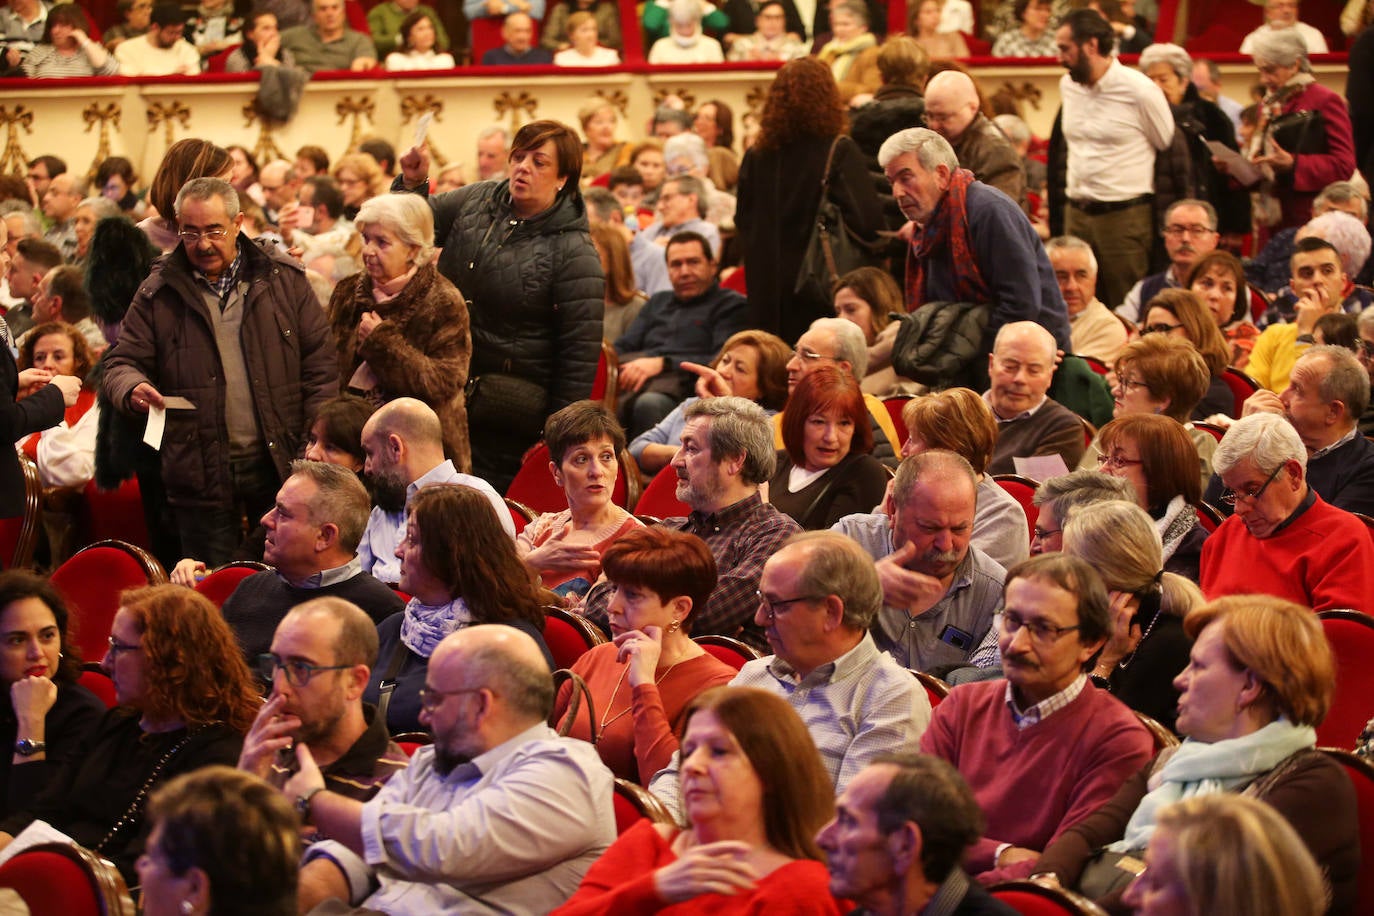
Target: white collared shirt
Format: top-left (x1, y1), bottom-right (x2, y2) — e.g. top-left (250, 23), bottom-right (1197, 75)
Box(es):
top-left (1060, 58), bottom-right (1175, 201)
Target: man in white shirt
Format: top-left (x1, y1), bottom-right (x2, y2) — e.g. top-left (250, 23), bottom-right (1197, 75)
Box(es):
top-left (1239, 0), bottom-right (1328, 56)
top-left (114, 2), bottom-right (201, 74)
top-left (1056, 8), bottom-right (1174, 311)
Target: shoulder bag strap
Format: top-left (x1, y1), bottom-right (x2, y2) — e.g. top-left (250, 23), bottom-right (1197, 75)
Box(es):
top-left (374, 639), bottom-right (412, 727)
top-left (552, 668), bottom-right (599, 746)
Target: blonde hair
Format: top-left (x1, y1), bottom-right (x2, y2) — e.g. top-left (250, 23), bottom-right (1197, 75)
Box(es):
top-left (1062, 501), bottom-right (1201, 618)
top-left (332, 152), bottom-right (386, 199)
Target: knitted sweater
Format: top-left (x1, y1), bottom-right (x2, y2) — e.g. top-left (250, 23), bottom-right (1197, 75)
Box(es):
top-left (220, 569), bottom-right (405, 662)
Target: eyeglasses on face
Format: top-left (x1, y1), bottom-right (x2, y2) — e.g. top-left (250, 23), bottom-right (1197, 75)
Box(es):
top-left (107, 636), bottom-right (141, 659)
top-left (1140, 322), bottom-right (1182, 336)
top-left (177, 226), bottom-right (230, 242)
top-left (1162, 224), bottom-right (1216, 238)
top-left (791, 347), bottom-right (839, 365)
top-left (257, 653), bottom-right (351, 687)
top-left (417, 686), bottom-right (484, 712)
top-left (1001, 610), bottom-right (1080, 643)
top-left (1096, 452), bottom-right (1145, 471)
top-left (1112, 377), bottom-right (1151, 395)
top-left (1220, 461), bottom-right (1286, 507)
top-left (756, 591), bottom-right (822, 621)
top-left (1032, 524), bottom-right (1061, 542)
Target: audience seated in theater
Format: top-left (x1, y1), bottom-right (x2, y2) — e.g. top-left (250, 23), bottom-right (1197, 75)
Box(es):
top-left (21, 4), bottom-right (119, 78)
top-left (1079, 334), bottom-right (1215, 490)
top-left (114, 2), bottom-right (201, 75)
top-left (553, 12), bottom-right (620, 66)
top-left (630, 329), bottom-right (790, 476)
top-left (921, 554), bottom-right (1154, 884)
top-left (820, 754), bottom-right (1018, 916)
top-left (40, 173), bottom-right (82, 263)
top-left (584, 397), bottom-right (800, 651)
top-left (186, 0), bottom-right (243, 59)
top-left (1047, 236), bottom-right (1129, 366)
top-left (923, 70), bottom-right (1027, 208)
top-left (1118, 200), bottom-right (1220, 325)
top-left (550, 528), bottom-right (735, 783)
top-left (1093, 414), bottom-right (1209, 581)
top-left (614, 231), bottom-right (748, 437)
top-left (466, 0), bottom-right (548, 32)
top-left (0, 585), bottom-right (259, 882)
top-left (688, 104), bottom-right (742, 194)
top-left (737, 58), bottom-right (886, 344)
top-left (847, 37), bottom-right (929, 172)
top-left (356, 398), bottom-right (510, 585)
top-left (664, 134), bottom-right (737, 227)
top-left (480, 12), bottom-right (554, 64)
top-left (280, 0), bottom-right (377, 72)
top-left (70, 196), bottom-right (123, 268)
top-left (882, 130), bottom-right (1072, 357)
top-left (832, 268), bottom-right (920, 398)
top-left (542, 0), bottom-right (622, 52)
top-left (900, 388), bottom-right (1030, 570)
top-left (332, 153), bottom-right (384, 221)
top-left (94, 156), bottom-right (143, 218)
top-left (517, 401), bottom-right (643, 598)
top-left (1139, 288), bottom-right (1235, 420)
top-left (984, 322), bottom-right (1086, 475)
top-left (1200, 412), bottom-right (1374, 609)
top-left (644, 0), bottom-right (726, 45)
top-left (136, 139), bottom-right (234, 253)
top-left (368, 0), bottom-right (449, 58)
top-left (1246, 181), bottom-right (1367, 296)
top-left (647, 532), bottom-right (932, 817)
top-left (1249, 239), bottom-right (1352, 393)
top-left (282, 176), bottom-right (361, 285)
top-left (1029, 470), bottom-right (1135, 557)
top-left (294, 144), bottom-right (331, 180)
top-left (16, 265), bottom-right (105, 358)
top-left (1187, 250), bottom-right (1260, 370)
top-left (0, 572), bottom-right (104, 820)
top-left (239, 598), bottom-right (408, 825)
top-left (4, 238), bottom-right (60, 342)
top-left (1063, 501), bottom-right (1200, 732)
top-left (102, 0), bottom-right (155, 52)
top-left (834, 450), bottom-right (1005, 675)
top-left (382, 10), bottom-right (455, 69)
top-left (327, 193), bottom-right (470, 470)
top-left (769, 367), bottom-right (890, 531)
top-left (630, 176), bottom-right (720, 297)
top-left (555, 686), bottom-right (844, 915)
top-left (725, 0), bottom-right (808, 62)
top-left (579, 100), bottom-right (631, 188)
top-left (1240, 0), bottom-right (1327, 55)
top-left (15, 321), bottom-right (99, 489)
top-left (991, 0), bottom-right (1056, 57)
top-left (292, 626), bottom-right (614, 914)
top-left (648, 0), bottom-right (725, 64)
top-left (1261, 211), bottom-right (1374, 327)
top-left (1212, 346), bottom-right (1374, 517)
top-left (910, 0), bottom-right (970, 60)
top-left (220, 461), bottom-right (404, 661)
top-left (363, 484), bottom-right (554, 734)
top-left (629, 138), bottom-right (667, 208)
top-left (1034, 595), bottom-right (1358, 915)
top-left (817, 0), bottom-right (880, 103)
top-left (138, 767), bottom-right (302, 916)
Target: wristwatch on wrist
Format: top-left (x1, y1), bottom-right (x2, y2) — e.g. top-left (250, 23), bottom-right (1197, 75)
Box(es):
top-left (14, 738), bottom-right (46, 757)
top-left (295, 785), bottom-right (326, 819)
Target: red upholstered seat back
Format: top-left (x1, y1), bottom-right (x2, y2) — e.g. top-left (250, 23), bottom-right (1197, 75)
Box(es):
top-left (991, 881), bottom-right (1101, 915)
top-left (78, 668), bottom-right (117, 709)
top-left (694, 635), bottom-right (761, 672)
top-left (81, 478), bottom-right (152, 554)
top-left (543, 608), bottom-right (606, 670)
top-left (612, 787), bottom-right (645, 834)
top-left (0, 846), bottom-right (111, 916)
top-left (1317, 612), bottom-right (1374, 749)
top-left (993, 475), bottom-right (1039, 545)
top-left (50, 542), bottom-right (164, 664)
top-left (883, 396), bottom-right (913, 450)
top-left (635, 468), bottom-right (690, 519)
top-left (992, 889), bottom-right (1076, 915)
top-left (1320, 751), bottom-right (1374, 914)
top-left (507, 443), bottom-right (632, 514)
top-left (194, 562), bottom-right (269, 609)
top-left (1221, 368), bottom-right (1261, 418)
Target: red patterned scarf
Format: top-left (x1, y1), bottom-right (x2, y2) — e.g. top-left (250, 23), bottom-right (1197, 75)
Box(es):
top-left (905, 167), bottom-right (990, 309)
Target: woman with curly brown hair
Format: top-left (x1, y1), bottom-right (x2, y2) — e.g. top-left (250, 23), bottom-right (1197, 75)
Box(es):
top-left (736, 57), bottom-right (886, 345)
top-left (0, 585), bottom-right (258, 882)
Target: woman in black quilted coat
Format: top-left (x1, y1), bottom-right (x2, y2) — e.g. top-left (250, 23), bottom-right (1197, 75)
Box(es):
top-left (397, 119), bottom-right (605, 490)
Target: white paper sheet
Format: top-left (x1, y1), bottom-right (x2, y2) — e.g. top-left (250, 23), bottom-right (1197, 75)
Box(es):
top-left (143, 405), bottom-right (166, 450)
top-left (0, 820), bottom-right (77, 868)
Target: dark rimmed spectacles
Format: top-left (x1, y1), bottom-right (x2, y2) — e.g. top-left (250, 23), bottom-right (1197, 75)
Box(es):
top-left (418, 686), bottom-right (484, 712)
top-left (1220, 462), bottom-right (1286, 507)
top-left (757, 592), bottom-right (823, 621)
top-left (1001, 610), bottom-right (1080, 643)
top-left (257, 653), bottom-right (351, 687)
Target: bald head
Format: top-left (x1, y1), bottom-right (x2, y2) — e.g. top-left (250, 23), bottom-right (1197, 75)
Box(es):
top-left (922, 70), bottom-right (980, 142)
top-left (259, 159), bottom-right (297, 211)
top-left (433, 625), bottom-right (554, 729)
top-left (361, 397), bottom-right (445, 487)
top-left (988, 322), bottom-right (1058, 417)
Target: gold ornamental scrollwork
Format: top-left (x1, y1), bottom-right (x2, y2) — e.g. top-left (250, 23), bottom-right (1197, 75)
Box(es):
top-left (993, 81), bottom-right (1043, 112)
top-left (593, 89), bottom-right (628, 117)
top-left (400, 94), bottom-right (448, 168)
top-left (335, 95), bottom-right (376, 150)
top-left (0, 105), bottom-right (35, 176)
top-left (146, 100), bottom-right (191, 146)
top-left (83, 102), bottom-right (123, 183)
top-left (242, 102), bottom-right (287, 167)
top-left (651, 88), bottom-right (697, 111)
top-left (493, 91), bottom-right (538, 135)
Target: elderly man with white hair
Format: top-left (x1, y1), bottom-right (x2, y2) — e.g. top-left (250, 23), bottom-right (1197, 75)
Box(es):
top-left (1200, 412), bottom-right (1374, 610)
top-left (984, 321), bottom-right (1087, 475)
top-left (1239, 0), bottom-right (1327, 55)
top-left (1046, 235), bottom-right (1127, 364)
top-left (879, 127), bottom-right (1070, 354)
top-left (647, 0), bottom-right (724, 63)
top-left (922, 70), bottom-right (1025, 208)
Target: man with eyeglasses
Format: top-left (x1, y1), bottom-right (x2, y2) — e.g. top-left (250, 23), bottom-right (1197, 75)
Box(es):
top-left (1116, 199), bottom-right (1218, 324)
top-left (256, 159), bottom-right (299, 227)
top-left (984, 322), bottom-right (1087, 475)
top-left (646, 531), bottom-right (930, 820)
top-left (630, 175), bottom-right (720, 297)
top-left (104, 177), bottom-right (338, 567)
top-left (220, 461), bottom-right (403, 663)
top-left (922, 70), bottom-right (1026, 209)
top-left (285, 625), bottom-right (615, 914)
top-left (240, 597), bottom-right (408, 836)
top-left (1200, 412), bottom-right (1374, 610)
top-left (921, 553), bottom-right (1153, 884)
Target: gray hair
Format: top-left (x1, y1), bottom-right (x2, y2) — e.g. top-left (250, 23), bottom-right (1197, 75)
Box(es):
top-left (786, 531), bottom-right (883, 630)
top-left (477, 124), bottom-right (509, 144)
top-left (991, 113), bottom-right (1031, 146)
top-left (663, 132), bottom-right (710, 173)
top-left (460, 633), bottom-right (555, 720)
top-left (877, 127), bottom-right (959, 173)
top-left (833, 0), bottom-right (869, 26)
top-left (892, 449), bottom-right (977, 510)
top-left (77, 196), bottom-right (122, 222)
top-left (992, 320), bottom-right (1057, 363)
top-left (668, 0), bottom-right (703, 25)
top-left (355, 193), bottom-right (436, 266)
top-left (808, 316), bottom-right (869, 379)
top-left (0, 202), bottom-right (41, 238)
top-left (582, 187), bottom-right (619, 222)
top-left (1314, 181), bottom-right (1368, 222)
top-left (1359, 305), bottom-right (1374, 339)
top-left (1032, 470), bottom-right (1135, 525)
top-left (666, 174), bottom-right (708, 218)
top-left (683, 396), bottom-right (777, 484)
top-left (1213, 412), bottom-right (1307, 477)
top-left (1139, 42), bottom-right (1192, 81)
top-left (870, 753), bottom-right (983, 883)
top-left (1298, 211), bottom-right (1371, 278)
top-left (1301, 345), bottom-right (1371, 422)
top-left (288, 459), bottom-right (371, 554)
top-left (652, 107), bottom-right (693, 132)
top-left (1063, 501), bottom-right (1202, 618)
top-left (174, 177), bottom-right (240, 220)
top-left (1045, 235), bottom-right (1098, 276)
top-left (1250, 27), bottom-right (1310, 71)
top-left (1165, 197), bottom-right (1218, 229)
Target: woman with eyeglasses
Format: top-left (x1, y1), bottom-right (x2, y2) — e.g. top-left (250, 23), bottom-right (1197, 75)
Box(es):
top-left (0, 585), bottom-right (258, 883)
top-left (363, 484), bottom-right (554, 734)
top-left (1032, 595), bottom-right (1359, 914)
top-left (1139, 289), bottom-right (1236, 420)
top-left (1079, 335), bottom-right (1215, 494)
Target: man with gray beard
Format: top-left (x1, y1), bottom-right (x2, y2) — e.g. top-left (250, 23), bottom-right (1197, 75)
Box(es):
top-left (833, 450), bottom-right (1005, 675)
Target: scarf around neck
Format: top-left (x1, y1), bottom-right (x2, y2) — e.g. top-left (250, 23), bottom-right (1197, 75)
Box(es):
top-left (399, 596), bottom-right (473, 657)
top-left (906, 167), bottom-right (989, 310)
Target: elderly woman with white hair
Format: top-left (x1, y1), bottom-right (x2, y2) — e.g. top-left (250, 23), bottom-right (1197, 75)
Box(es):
top-left (72, 195), bottom-right (124, 265)
top-left (1139, 42), bottom-right (1250, 239)
top-left (326, 192), bottom-right (471, 470)
top-left (663, 132), bottom-right (737, 224)
top-left (647, 0), bottom-right (724, 64)
top-left (1238, 28), bottom-right (1355, 238)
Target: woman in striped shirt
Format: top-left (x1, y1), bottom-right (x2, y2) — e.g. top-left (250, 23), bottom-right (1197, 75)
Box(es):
top-left (22, 4), bottom-right (119, 78)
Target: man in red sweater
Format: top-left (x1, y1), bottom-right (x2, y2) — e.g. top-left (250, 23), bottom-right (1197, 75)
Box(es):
top-left (1201, 412), bottom-right (1374, 609)
top-left (920, 554), bottom-right (1153, 885)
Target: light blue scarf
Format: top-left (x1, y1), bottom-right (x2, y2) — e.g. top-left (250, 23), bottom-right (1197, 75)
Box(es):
top-left (399, 596), bottom-right (472, 658)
